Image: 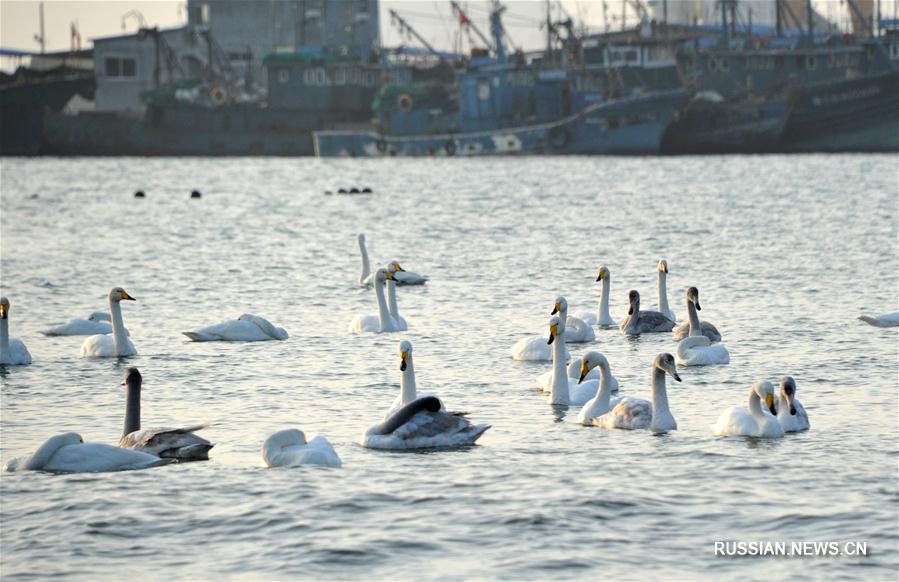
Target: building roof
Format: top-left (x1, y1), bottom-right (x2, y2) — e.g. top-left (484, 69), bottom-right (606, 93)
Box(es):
top-left (91, 25), bottom-right (189, 45)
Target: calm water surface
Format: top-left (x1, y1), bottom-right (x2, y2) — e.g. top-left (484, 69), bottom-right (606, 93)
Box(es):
top-left (1, 156), bottom-right (897, 580)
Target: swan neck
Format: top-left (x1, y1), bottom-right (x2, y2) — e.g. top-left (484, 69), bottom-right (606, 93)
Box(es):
top-left (748, 390), bottom-right (764, 418)
top-left (124, 381), bottom-right (141, 436)
top-left (550, 333), bottom-right (570, 405)
top-left (687, 301), bottom-right (701, 336)
top-left (599, 277), bottom-right (611, 321)
top-left (0, 317), bottom-right (8, 355)
top-left (359, 240), bottom-right (371, 283)
top-left (400, 359), bottom-right (417, 405)
top-left (374, 279), bottom-right (393, 329)
top-left (387, 280), bottom-right (400, 319)
top-left (658, 272), bottom-right (670, 313)
top-left (597, 363), bottom-right (612, 408)
top-left (651, 368), bottom-right (671, 417)
top-left (109, 298), bottom-right (128, 354)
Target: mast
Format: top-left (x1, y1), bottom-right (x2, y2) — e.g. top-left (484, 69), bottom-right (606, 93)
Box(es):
top-left (490, 2), bottom-right (507, 63)
top-left (389, 9), bottom-right (441, 58)
top-left (720, 0), bottom-right (728, 44)
top-left (36, 1), bottom-right (46, 54)
top-left (806, 0), bottom-right (814, 40)
top-left (451, 1), bottom-right (493, 53)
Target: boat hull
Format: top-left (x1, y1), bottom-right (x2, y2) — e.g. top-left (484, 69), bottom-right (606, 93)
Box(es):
top-left (314, 90), bottom-right (689, 157)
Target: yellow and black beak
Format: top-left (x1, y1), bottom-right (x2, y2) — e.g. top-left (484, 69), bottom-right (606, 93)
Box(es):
top-left (765, 393), bottom-right (775, 413)
top-left (0, 304), bottom-right (6, 320)
top-left (596, 271), bottom-right (604, 282)
top-left (120, 289), bottom-right (136, 301)
top-left (400, 351), bottom-right (408, 371)
top-left (393, 262), bottom-right (406, 272)
top-left (547, 324), bottom-right (558, 345)
top-left (385, 271), bottom-right (396, 281)
top-left (578, 360), bottom-right (589, 383)
top-left (551, 302), bottom-right (560, 315)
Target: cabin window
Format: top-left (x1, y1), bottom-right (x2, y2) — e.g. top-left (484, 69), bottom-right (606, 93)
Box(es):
top-left (805, 55), bottom-right (817, 70)
top-left (105, 56), bottom-right (137, 78)
top-left (278, 69), bottom-right (290, 83)
top-left (478, 82), bottom-right (490, 101)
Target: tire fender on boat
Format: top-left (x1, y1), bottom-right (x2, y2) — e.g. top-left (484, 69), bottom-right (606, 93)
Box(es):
top-left (397, 93), bottom-right (413, 112)
top-left (209, 87), bottom-right (227, 106)
top-left (376, 138), bottom-right (388, 153)
top-left (548, 126), bottom-right (569, 149)
top-left (444, 139), bottom-right (457, 156)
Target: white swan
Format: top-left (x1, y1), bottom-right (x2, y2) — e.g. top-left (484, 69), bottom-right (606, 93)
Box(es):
top-left (510, 298), bottom-right (571, 361)
top-left (385, 262), bottom-right (408, 331)
top-left (43, 311), bottom-right (113, 336)
top-left (858, 311), bottom-right (899, 327)
top-left (553, 296), bottom-right (595, 343)
top-left (263, 429), bottom-right (341, 467)
top-left (619, 290), bottom-right (675, 335)
top-left (592, 353), bottom-right (681, 432)
top-left (357, 234), bottom-right (427, 286)
top-left (574, 266), bottom-right (616, 327)
top-left (183, 314), bottom-right (288, 341)
top-left (80, 287), bottom-right (137, 358)
top-left (673, 287), bottom-right (721, 341)
top-left (349, 268), bottom-right (400, 333)
top-left (386, 340), bottom-right (439, 416)
top-left (117, 368), bottom-right (214, 461)
top-left (651, 259), bottom-right (677, 322)
top-left (0, 297), bottom-right (32, 366)
top-left (576, 352), bottom-right (624, 425)
top-left (362, 396), bottom-right (489, 450)
top-left (675, 287), bottom-right (729, 366)
top-left (536, 355), bottom-right (619, 393)
top-left (545, 316), bottom-right (601, 406)
top-left (713, 380), bottom-right (784, 438)
top-left (771, 376), bottom-right (809, 433)
top-left (4, 432), bottom-right (164, 473)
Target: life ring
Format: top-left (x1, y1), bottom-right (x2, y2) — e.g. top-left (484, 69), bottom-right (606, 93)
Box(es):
top-left (397, 93), bottom-right (413, 112)
top-left (375, 138), bottom-right (388, 153)
top-left (209, 87), bottom-right (227, 106)
top-left (548, 127), bottom-right (569, 149)
top-left (444, 140), bottom-right (457, 156)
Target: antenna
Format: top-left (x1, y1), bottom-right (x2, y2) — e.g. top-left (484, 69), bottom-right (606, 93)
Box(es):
top-left (33, 1), bottom-right (46, 54)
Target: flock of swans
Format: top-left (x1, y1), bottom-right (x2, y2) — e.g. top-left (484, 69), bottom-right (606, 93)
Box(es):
top-left (0, 237), bottom-right (895, 473)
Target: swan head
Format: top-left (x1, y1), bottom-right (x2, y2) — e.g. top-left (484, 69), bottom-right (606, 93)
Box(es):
top-left (109, 287), bottom-right (136, 302)
top-left (121, 366), bottom-right (142, 388)
top-left (551, 296), bottom-right (568, 315)
top-left (387, 260), bottom-right (406, 273)
top-left (654, 353), bottom-right (682, 382)
top-left (374, 268), bottom-right (395, 283)
top-left (595, 266), bottom-right (610, 282)
top-left (357, 233), bottom-right (366, 245)
top-left (627, 290), bottom-right (640, 315)
top-left (547, 315), bottom-right (562, 345)
top-left (579, 351), bottom-right (609, 383)
top-left (753, 381), bottom-right (776, 412)
top-left (87, 311), bottom-right (110, 322)
top-left (398, 340), bottom-right (413, 370)
top-left (658, 259), bottom-right (669, 274)
top-left (685, 286), bottom-right (700, 310)
top-left (779, 376), bottom-right (797, 416)
top-left (0, 297), bottom-right (8, 320)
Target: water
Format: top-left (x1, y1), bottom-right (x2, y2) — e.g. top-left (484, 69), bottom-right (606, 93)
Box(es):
top-left (1, 156), bottom-right (896, 580)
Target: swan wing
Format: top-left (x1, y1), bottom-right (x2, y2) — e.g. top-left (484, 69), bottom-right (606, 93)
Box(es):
top-left (184, 318), bottom-right (281, 341)
top-left (637, 311), bottom-right (676, 332)
top-left (713, 406), bottom-right (757, 436)
top-left (511, 336), bottom-right (568, 361)
top-left (676, 337), bottom-right (729, 366)
top-left (392, 270), bottom-right (428, 285)
top-left (80, 334), bottom-right (116, 357)
top-left (363, 398), bottom-right (489, 450)
top-left (349, 314), bottom-right (383, 333)
top-left (573, 310), bottom-right (597, 327)
top-left (594, 397), bottom-right (652, 430)
top-left (859, 311), bottom-right (899, 327)
top-left (568, 378), bottom-right (600, 406)
top-left (564, 316), bottom-right (596, 343)
top-left (120, 426), bottom-right (213, 460)
top-left (3, 338), bottom-right (32, 365)
top-left (237, 314), bottom-right (289, 340)
top-left (20, 443), bottom-right (164, 473)
top-left (778, 400), bottom-right (810, 433)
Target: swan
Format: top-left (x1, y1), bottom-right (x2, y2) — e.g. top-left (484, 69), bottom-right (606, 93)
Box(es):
top-left (619, 290), bottom-right (675, 335)
top-left (553, 296), bottom-right (595, 343)
top-left (0, 297), bottom-right (32, 366)
top-left (713, 380), bottom-right (784, 438)
top-left (510, 299), bottom-right (571, 361)
top-left (576, 352), bottom-right (624, 425)
top-left (574, 266), bottom-right (616, 327)
top-left (389, 260), bottom-right (428, 286)
top-left (770, 376), bottom-right (809, 433)
top-left (536, 355), bottom-right (619, 393)
top-left (385, 262), bottom-right (408, 331)
top-left (117, 368), bottom-right (214, 461)
top-left (592, 353), bottom-right (681, 432)
top-left (386, 340), bottom-right (439, 416)
top-left (357, 234), bottom-right (427, 286)
top-left (183, 314), bottom-right (288, 341)
top-left (673, 287), bottom-right (721, 341)
top-left (545, 316), bottom-right (602, 406)
top-left (676, 335), bottom-right (730, 366)
top-left (4, 433), bottom-right (165, 473)
top-left (350, 269), bottom-right (400, 333)
top-left (651, 259), bottom-right (677, 322)
top-left (263, 429), bottom-right (341, 467)
top-left (858, 311), bottom-right (899, 327)
top-left (80, 287), bottom-right (137, 358)
top-left (361, 396), bottom-right (489, 450)
top-left (43, 311), bottom-right (113, 336)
